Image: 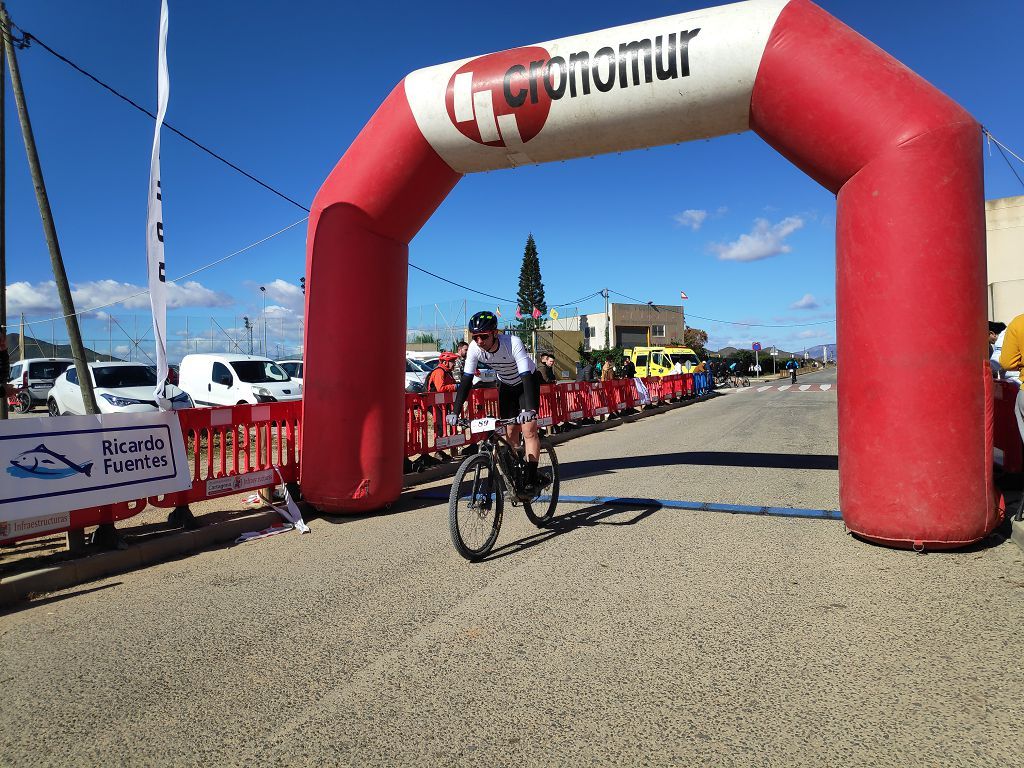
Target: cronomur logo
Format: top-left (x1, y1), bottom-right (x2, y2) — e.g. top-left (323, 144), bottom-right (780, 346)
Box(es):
top-left (446, 47), bottom-right (553, 149)
top-left (445, 31), bottom-right (701, 150)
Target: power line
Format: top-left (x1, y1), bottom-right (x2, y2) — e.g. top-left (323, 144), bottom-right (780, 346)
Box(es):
top-left (8, 23), bottom-right (312, 213)
top-left (985, 129), bottom-right (1024, 191)
top-left (21, 218), bottom-right (308, 326)
top-left (10, 19), bottom-right (532, 312)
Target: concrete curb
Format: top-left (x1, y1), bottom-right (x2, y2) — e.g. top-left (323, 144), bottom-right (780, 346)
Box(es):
top-left (1, 391), bottom-right (719, 609)
top-left (1010, 516), bottom-right (1024, 555)
top-left (0, 510), bottom-right (280, 610)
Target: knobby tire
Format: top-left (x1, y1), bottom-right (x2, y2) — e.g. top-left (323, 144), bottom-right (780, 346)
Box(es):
top-left (448, 452), bottom-right (503, 561)
top-left (523, 438), bottom-right (560, 527)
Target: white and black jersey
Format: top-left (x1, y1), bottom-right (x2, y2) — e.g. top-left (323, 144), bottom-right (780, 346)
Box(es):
top-left (464, 334), bottom-right (536, 386)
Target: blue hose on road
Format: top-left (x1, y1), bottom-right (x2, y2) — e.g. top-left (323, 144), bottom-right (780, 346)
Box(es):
top-left (417, 489), bottom-right (841, 521)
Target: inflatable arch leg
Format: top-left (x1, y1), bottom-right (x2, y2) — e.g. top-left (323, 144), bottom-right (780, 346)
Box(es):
top-left (302, 0), bottom-right (998, 548)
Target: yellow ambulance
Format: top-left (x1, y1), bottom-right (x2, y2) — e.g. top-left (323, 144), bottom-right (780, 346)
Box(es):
top-left (627, 346), bottom-right (701, 377)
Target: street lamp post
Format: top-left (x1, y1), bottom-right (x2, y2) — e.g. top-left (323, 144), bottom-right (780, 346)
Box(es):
top-left (259, 286), bottom-right (267, 357)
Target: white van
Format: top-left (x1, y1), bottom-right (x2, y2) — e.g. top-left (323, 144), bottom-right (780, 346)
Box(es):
top-left (178, 354), bottom-right (302, 406)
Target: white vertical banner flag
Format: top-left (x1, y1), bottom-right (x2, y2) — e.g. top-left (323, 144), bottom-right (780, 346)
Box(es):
top-left (147, 0), bottom-right (170, 410)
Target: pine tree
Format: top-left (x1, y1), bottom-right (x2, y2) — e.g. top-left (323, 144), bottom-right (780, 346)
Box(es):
top-left (515, 234), bottom-right (548, 346)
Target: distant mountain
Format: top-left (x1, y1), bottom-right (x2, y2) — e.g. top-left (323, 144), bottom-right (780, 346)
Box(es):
top-left (713, 343), bottom-right (837, 361)
top-left (5, 334), bottom-right (117, 363)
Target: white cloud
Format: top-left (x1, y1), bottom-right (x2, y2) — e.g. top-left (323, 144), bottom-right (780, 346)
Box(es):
top-left (796, 330), bottom-right (819, 339)
top-left (257, 279), bottom-right (305, 312)
top-left (711, 216), bottom-right (804, 262)
top-left (674, 209), bottom-right (708, 231)
top-left (6, 279), bottom-right (233, 316)
top-left (790, 293), bottom-right (820, 310)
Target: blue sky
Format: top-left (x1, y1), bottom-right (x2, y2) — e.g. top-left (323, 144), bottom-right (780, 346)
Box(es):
top-left (4, 0), bottom-right (1022, 360)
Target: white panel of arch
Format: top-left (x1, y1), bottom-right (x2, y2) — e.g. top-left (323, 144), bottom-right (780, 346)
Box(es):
top-left (405, 0), bottom-right (788, 173)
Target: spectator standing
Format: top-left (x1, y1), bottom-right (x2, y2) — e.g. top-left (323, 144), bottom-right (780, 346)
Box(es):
top-left (601, 359), bottom-right (615, 382)
top-left (538, 353), bottom-right (556, 384)
top-left (426, 351), bottom-right (459, 393)
top-left (990, 321), bottom-right (1011, 381)
top-left (620, 357), bottom-right (636, 379)
top-left (998, 314), bottom-right (1024, 389)
top-left (577, 356), bottom-right (594, 382)
top-left (453, 341), bottom-right (469, 381)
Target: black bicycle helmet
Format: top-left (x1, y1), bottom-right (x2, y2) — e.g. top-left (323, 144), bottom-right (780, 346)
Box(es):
top-left (468, 311), bottom-right (498, 333)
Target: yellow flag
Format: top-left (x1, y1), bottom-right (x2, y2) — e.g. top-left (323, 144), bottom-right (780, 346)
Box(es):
top-left (550, 308), bottom-right (559, 320)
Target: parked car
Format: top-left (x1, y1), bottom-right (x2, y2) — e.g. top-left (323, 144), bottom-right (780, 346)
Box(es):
top-left (7, 357), bottom-right (73, 410)
top-left (48, 362), bottom-right (193, 416)
top-left (178, 354), bottom-right (302, 406)
top-left (406, 358), bottom-right (427, 393)
top-left (278, 359), bottom-right (303, 386)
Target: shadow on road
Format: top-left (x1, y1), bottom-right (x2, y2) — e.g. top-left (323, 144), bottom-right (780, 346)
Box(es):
top-left (560, 450), bottom-right (839, 480)
top-left (481, 501), bottom-right (661, 562)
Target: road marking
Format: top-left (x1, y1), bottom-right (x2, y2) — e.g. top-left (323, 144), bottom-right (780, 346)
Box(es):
top-left (757, 386), bottom-right (772, 392)
top-left (799, 384), bottom-right (811, 391)
top-left (778, 385), bottom-right (792, 391)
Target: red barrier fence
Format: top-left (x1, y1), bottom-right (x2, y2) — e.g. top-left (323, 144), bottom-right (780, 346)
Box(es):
top-left (405, 374), bottom-right (712, 460)
top-left (4, 378), bottom-right (713, 546)
top-left (993, 381), bottom-right (1022, 474)
top-left (1, 401), bottom-right (302, 546)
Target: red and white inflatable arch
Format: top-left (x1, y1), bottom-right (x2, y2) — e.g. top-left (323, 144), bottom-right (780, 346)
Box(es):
top-left (302, 0), bottom-right (1000, 548)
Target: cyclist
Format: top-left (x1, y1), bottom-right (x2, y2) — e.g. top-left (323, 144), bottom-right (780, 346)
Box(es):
top-left (447, 311), bottom-right (542, 495)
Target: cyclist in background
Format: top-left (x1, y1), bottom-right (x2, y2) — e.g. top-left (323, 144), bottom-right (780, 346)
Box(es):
top-left (447, 311), bottom-right (542, 495)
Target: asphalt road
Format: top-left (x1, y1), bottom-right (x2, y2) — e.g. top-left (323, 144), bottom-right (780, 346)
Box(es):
top-left (2, 370), bottom-right (1022, 767)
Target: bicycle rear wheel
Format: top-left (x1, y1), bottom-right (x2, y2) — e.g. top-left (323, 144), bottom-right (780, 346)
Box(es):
top-left (523, 438), bottom-right (559, 527)
top-left (449, 452), bottom-right (503, 561)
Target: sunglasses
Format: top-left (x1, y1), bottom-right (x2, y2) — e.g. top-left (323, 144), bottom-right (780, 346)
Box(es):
top-left (472, 333), bottom-right (494, 342)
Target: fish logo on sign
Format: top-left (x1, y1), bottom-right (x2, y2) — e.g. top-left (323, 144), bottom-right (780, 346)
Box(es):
top-left (7, 444), bottom-right (94, 480)
top-left (445, 47), bottom-right (553, 149)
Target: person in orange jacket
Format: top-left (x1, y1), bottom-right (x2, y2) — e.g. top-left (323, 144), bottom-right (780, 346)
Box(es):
top-left (427, 351), bottom-right (459, 393)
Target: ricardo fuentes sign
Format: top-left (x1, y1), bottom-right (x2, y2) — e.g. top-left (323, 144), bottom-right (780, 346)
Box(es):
top-left (1, 411), bottom-right (191, 530)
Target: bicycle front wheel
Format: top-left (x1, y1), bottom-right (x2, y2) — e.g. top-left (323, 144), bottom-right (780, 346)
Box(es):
top-left (449, 452), bottom-right (503, 561)
top-left (523, 438), bottom-right (560, 527)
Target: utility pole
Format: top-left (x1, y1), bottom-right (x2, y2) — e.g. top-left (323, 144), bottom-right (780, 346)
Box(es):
top-left (259, 286), bottom-right (267, 356)
top-left (602, 288), bottom-right (610, 349)
top-left (0, 18), bottom-right (5, 419)
top-left (2, 7), bottom-right (98, 413)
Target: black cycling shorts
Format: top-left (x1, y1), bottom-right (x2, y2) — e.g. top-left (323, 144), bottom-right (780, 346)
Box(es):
top-left (497, 372), bottom-right (539, 419)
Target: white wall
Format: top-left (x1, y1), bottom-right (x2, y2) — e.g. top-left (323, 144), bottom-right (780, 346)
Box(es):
top-left (987, 196), bottom-right (1024, 324)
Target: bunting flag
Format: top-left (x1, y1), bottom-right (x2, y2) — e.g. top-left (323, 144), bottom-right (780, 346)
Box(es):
top-left (679, 290), bottom-right (688, 300)
top-left (495, 306), bottom-right (501, 318)
top-left (146, 0), bottom-right (171, 410)
top-left (550, 308), bottom-right (559, 321)
top-left (515, 307), bottom-right (523, 320)
top-left (531, 307), bottom-right (541, 319)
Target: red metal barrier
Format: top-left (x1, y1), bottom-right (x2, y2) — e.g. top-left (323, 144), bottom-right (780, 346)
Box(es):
top-left (1, 401), bottom-right (303, 546)
top-left (993, 381), bottom-right (1022, 473)
top-left (5, 373), bottom-right (721, 546)
top-left (152, 401), bottom-right (301, 508)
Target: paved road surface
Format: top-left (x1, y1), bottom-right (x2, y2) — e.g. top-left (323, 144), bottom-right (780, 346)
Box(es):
top-left (2, 370), bottom-right (1021, 767)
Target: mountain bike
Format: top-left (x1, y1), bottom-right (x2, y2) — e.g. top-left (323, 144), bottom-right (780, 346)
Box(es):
top-left (448, 416), bottom-right (560, 561)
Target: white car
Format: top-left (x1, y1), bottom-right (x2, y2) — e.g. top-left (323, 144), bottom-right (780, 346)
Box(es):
top-left (48, 362), bottom-right (193, 416)
top-left (178, 353), bottom-right (301, 406)
top-left (278, 359), bottom-right (303, 386)
top-left (406, 358), bottom-right (428, 393)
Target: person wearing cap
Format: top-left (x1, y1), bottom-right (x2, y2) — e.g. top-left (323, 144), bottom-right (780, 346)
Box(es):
top-left (426, 351), bottom-right (459, 394)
